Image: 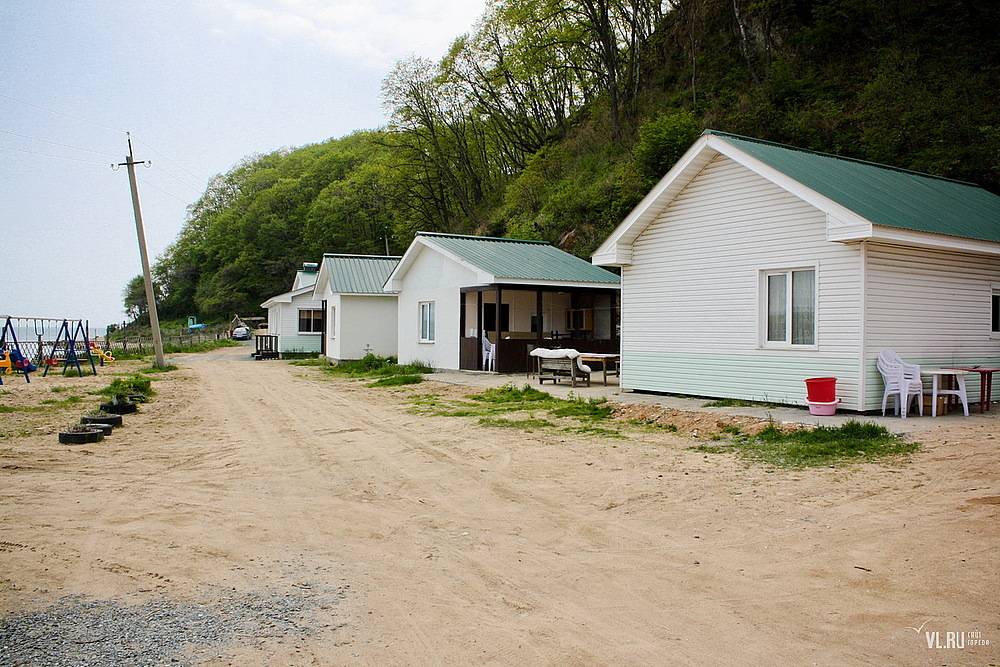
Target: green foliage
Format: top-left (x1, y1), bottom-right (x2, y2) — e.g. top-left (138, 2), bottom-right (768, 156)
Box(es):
top-left (633, 110), bottom-right (701, 182)
top-left (142, 364), bottom-right (179, 374)
top-left (471, 384), bottom-right (553, 404)
top-left (139, 0), bottom-right (1000, 320)
top-left (161, 339), bottom-right (239, 354)
top-left (478, 416), bottom-right (554, 430)
top-left (700, 420), bottom-right (917, 467)
top-left (320, 353), bottom-right (432, 379)
top-left (368, 374), bottom-right (424, 387)
top-left (99, 375), bottom-right (153, 400)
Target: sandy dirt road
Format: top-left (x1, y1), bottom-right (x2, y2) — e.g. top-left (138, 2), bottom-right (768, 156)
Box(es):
top-left (1, 345), bottom-right (998, 665)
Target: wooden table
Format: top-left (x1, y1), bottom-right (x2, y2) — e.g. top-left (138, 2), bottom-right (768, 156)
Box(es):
top-left (922, 368), bottom-right (969, 417)
top-left (578, 353), bottom-right (621, 385)
top-left (951, 366), bottom-right (1000, 413)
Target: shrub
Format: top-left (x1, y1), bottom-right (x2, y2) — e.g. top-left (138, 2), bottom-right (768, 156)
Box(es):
top-left (633, 110), bottom-right (701, 182)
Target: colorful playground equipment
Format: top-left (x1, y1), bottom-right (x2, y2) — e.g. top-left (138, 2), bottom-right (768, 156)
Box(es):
top-left (0, 316), bottom-right (37, 384)
top-left (43, 319), bottom-right (97, 377)
top-left (88, 341), bottom-right (116, 365)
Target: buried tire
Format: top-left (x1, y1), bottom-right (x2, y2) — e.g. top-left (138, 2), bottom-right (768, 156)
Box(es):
top-left (82, 414), bottom-right (123, 428)
top-left (87, 423), bottom-right (114, 436)
top-left (59, 429), bottom-right (103, 445)
top-left (100, 401), bottom-right (137, 414)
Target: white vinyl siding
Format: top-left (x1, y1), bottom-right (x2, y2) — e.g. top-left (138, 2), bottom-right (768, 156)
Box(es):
top-left (862, 243), bottom-right (1000, 409)
top-left (268, 295), bottom-right (323, 354)
top-left (621, 154), bottom-right (863, 407)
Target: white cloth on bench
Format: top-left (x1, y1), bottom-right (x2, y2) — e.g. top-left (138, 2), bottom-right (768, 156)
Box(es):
top-left (529, 348), bottom-right (592, 373)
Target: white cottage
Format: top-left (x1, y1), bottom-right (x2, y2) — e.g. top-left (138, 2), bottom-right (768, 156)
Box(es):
top-left (260, 263), bottom-right (324, 355)
top-left (593, 130), bottom-right (1000, 411)
top-left (311, 254), bottom-right (400, 361)
top-left (385, 232), bottom-right (620, 372)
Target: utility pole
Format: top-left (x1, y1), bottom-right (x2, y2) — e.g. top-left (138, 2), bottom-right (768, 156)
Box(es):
top-left (116, 132), bottom-right (166, 368)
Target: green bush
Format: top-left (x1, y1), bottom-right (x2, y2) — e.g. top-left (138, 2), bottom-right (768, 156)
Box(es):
top-left (99, 375), bottom-right (154, 399)
top-left (633, 110), bottom-right (701, 182)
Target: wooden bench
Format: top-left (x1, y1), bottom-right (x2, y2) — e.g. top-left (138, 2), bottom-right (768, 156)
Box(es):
top-left (535, 356), bottom-right (591, 388)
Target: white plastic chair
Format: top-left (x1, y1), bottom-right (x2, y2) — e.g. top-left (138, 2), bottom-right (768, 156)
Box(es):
top-left (481, 335), bottom-right (495, 371)
top-left (877, 350), bottom-right (923, 418)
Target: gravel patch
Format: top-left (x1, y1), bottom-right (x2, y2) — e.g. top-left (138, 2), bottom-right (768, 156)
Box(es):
top-left (0, 580), bottom-right (346, 666)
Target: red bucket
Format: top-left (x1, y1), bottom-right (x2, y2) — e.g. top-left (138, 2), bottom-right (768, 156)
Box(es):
top-left (805, 377), bottom-right (837, 403)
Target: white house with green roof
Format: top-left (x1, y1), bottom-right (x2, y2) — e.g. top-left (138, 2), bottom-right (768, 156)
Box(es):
top-left (260, 262), bottom-right (324, 355)
top-left (311, 254), bottom-right (400, 361)
top-left (385, 232), bottom-right (621, 372)
top-left (594, 130), bottom-right (1000, 411)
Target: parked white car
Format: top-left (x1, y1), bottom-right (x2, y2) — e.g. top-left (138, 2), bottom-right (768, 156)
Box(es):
top-left (231, 326), bottom-right (251, 340)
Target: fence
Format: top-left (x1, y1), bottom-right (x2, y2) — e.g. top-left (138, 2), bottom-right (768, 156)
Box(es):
top-left (2, 332), bottom-right (228, 363)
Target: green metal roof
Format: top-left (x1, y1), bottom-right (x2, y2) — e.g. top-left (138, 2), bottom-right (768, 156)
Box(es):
top-left (706, 130), bottom-right (1000, 243)
top-left (321, 254), bottom-right (400, 294)
top-left (419, 232), bottom-right (620, 285)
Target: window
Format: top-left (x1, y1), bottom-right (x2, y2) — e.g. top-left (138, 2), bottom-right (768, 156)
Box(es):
top-left (298, 308), bottom-right (323, 334)
top-left (763, 268), bottom-right (815, 346)
top-left (992, 285), bottom-right (1000, 334)
top-left (328, 307), bottom-right (336, 339)
top-left (483, 303), bottom-right (510, 332)
top-left (419, 301), bottom-right (435, 342)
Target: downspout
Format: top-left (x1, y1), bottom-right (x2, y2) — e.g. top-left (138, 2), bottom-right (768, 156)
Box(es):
top-left (857, 241), bottom-right (867, 412)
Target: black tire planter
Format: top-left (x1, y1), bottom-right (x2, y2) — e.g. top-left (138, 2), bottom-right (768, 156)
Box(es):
top-left (88, 423), bottom-right (114, 436)
top-left (126, 394), bottom-right (148, 404)
top-left (100, 401), bottom-right (138, 415)
top-left (82, 414), bottom-right (123, 428)
top-left (59, 429), bottom-right (103, 445)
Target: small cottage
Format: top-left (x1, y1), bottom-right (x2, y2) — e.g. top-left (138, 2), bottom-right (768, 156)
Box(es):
top-left (385, 232), bottom-right (620, 372)
top-left (260, 262), bottom-right (324, 355)
top-left (593, 130), bottom-right (1000, 410)
top-left (311, 254), bottom-right (400, 361)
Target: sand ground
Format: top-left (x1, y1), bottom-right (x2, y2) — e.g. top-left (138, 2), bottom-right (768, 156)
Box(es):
top-left (1, 345), bottom-right (997, 665)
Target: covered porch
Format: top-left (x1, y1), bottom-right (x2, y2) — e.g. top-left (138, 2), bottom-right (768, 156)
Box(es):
top-left (458, 284), bottom-right (620, 373)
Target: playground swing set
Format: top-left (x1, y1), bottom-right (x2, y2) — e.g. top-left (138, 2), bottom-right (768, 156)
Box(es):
top-left (0, 315), bottom-right (103, 385)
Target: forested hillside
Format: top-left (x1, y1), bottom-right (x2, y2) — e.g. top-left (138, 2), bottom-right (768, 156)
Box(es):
top-left (138, 0), bottom-right (1000, 320)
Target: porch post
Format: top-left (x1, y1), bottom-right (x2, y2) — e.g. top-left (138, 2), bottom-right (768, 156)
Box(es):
top-left (535, 290), bottom-right (543, 343)
top-left (476, 289), bottom-right (483, 370)
top-left (495, 285), bottom-right (502, 371)
top-left (459, 291), bottom-right (466, 340)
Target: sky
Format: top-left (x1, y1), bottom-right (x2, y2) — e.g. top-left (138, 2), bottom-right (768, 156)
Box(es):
top-left (0, 0), bottom-right (485, 330)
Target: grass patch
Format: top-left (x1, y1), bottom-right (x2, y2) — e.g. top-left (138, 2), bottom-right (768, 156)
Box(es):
top-left (322, 354), bottom-right (432, 379)
top-left (49, 386), bottom-right (73, 393)
top-left (700, 420), bottom-right (917, 467)
top-left (628, 419), bottom-right (679, 432)
top-left (368, 374), bottom-right (424, 387)
top-left (162, 339), bottom-right (239, 354)
top-left (563, 425), bottom-right (625, 439)
top-left (141, 364), bottom-right (178, 374)
top-left (471, 384), bottom-right (553, 404)
top-left (289, 357), bottom-right (331, 367)
top-left (98, 374), bottom-right (154, 400)
top-left (478, 417), bottom-right (553, 430)
top-left (703, 398), bottom-right (780, 408)
top-left (0, 395), bottom-right (84, 413)
top-left (550, 397), bottom-right (612, 419)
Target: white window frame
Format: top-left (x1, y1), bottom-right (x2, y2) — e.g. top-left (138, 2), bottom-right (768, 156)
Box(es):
top-left (991, 282), bottom-right (1000, 339)
top-left (758, 264), bottom-right (818, 350)
top-left (418, 301), bottom-right (436, 343)
top-left (297, 308), bottom-right (323, 335)
top-left (328, 306), bottom-right (336, 340)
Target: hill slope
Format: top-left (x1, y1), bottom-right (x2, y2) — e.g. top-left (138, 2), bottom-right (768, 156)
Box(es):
top-left (144, 0), bottom-right (1000, 320)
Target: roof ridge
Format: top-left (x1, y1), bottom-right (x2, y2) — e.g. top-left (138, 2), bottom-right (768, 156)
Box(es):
top-left (322, 253), bottom-right (401, 259)
top-left (702, 129), bottom-right (981, 188)
top-left (417, 231), bottom-right (550, 245)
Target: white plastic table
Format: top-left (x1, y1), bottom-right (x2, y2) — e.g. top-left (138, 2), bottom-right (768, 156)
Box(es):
top-left (923, 368), bottom-right (969, 417)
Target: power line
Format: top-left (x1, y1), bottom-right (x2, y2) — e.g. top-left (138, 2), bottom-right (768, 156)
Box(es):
top-left (0, 143), bottom-right (109, 166)
top-left (0, 92), bottom-right (123, 134)
top-left (129, 134), bottom-right (206, 187)
top-left (0, 128), bottom-right (119, 160)
top-left (136, 175), bottom-right (192, 205)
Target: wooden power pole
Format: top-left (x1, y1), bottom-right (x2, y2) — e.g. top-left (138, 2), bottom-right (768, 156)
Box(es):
top-left (117, 132), bottom-right (166, 368)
